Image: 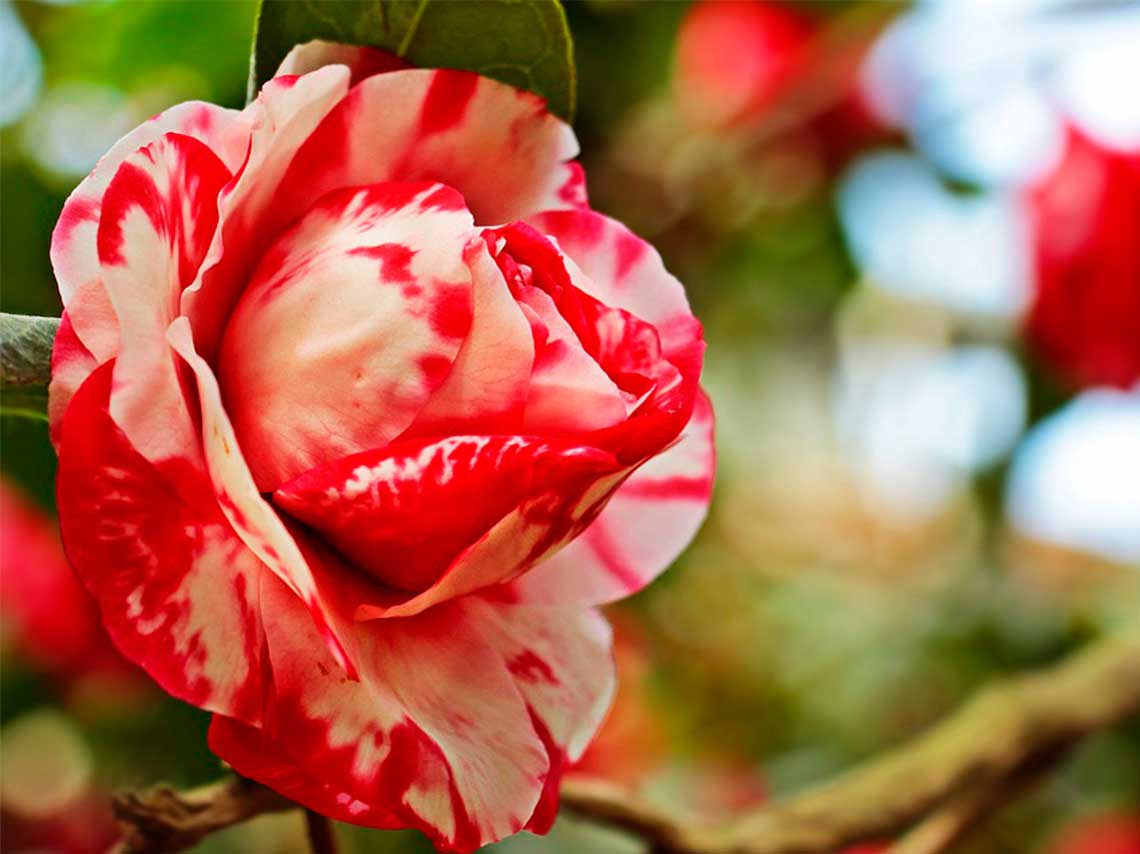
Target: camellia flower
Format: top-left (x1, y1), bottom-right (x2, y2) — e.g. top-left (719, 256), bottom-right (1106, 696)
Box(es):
top-left (47, 41), bottom-right (713, 852)
top-left (1026, 128), bottom-right (1140, 390)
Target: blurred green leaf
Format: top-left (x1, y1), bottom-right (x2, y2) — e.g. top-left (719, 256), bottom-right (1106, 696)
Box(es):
top-left (1, 313), bottom-right (58, 420)
top-left (249, 0), bottom-right (576, 119)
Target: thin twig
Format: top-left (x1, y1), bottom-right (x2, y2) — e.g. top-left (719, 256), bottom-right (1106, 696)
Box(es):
top-left (305, 809), bottom-right (340, 854)
top-left (112, 775), bottom-right (294, 853)
top-left (112, 632), bottom-right (1140, 854)
top-left (562, 631), bottom-right (1140, 853)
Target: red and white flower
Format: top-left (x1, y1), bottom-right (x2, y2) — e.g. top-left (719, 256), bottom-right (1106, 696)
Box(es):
top-left (48, 42), bottom-right (712, 851)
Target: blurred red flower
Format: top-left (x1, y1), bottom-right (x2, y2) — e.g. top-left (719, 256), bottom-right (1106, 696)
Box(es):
top-left (1047, 811), bottom-right (1140, 854)
top-left (0, 477), bottom-right (141, 695)
top-left (1027, 129), bottom-right (1140, 390)
top-left (675, 1), bottom-right (810, 129)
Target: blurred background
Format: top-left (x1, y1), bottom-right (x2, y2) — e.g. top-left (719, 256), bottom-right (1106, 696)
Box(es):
top-left (2, 1), bottom-right (1138, 852)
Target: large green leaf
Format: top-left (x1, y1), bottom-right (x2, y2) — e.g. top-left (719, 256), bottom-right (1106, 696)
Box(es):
top-left (249, 0), bottom-right (576, 120)
top-left (0, 314), bottom-right (59, 421)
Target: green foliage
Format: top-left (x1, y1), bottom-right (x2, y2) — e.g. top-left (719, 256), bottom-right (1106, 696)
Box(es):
top-left (0, 313), bottom-right (58, 420)
top-left (249, 0), bottom-right (576, 119)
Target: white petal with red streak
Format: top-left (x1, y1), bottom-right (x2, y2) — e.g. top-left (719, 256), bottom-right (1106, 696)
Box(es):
top-left (471, 599), bottom-right (615, 833)
top-left (168, 319), bottom-right (357, 678)
top-left (270, 68), bottom-right (582, 228)
top-left (181, 67), bottom-right (353, 359)
top-left (211, 572), bottom-right (550, 852)
top-left (210, 574), bottom-right (614, 851)
top-left (218, 182), bottom-right (476, 490)
top-left (516, 284), bottom-right (629, 434)
top-left (512, 391), bottom-right (715, 605)
top-left (97, 133), bottom-right (231, 464)
top-left (405, 238), bottom-right (535, 436)
top-left (51, 100), bottom-right (248, 310)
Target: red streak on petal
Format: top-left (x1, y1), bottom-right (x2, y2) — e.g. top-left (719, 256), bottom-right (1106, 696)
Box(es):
top-left (53, 196), bottom-right (99, 248)
top-left (582, 520), bottom-right (642, 592)
top-left (428, 283), bottom-right (474, 339)
top-left (348, 242), bottom-right (416, 283)
top-left (508, 650), bottom-right (559, 685)
top-left (418, 354), bottom-right (454, 386)
top-left (97, 161), bottom-right (164, 266)
top-left (617, 474), bottom-right (711, 501)
top-left (613, 227), bottom-right (646, 282)
top-left (421, 184), bottom-right (468, 212)
top-left (419, 71), bottom-right (480, 136)
top-left (523, 709), bottom-right (566, 835)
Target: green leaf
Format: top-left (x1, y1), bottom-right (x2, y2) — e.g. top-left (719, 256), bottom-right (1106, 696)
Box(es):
top-left (1, 313), bottom-right (59, 421)
top-left (249, 0), bottom-right (575, 120)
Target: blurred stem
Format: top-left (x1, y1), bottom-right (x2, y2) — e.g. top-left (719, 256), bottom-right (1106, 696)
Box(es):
top-left (561, 629), bottom-right (1140, 853)
top-left (305, 809), bottom-right (339, 854)
top-left (110, 631), bottom-right (1140, 853)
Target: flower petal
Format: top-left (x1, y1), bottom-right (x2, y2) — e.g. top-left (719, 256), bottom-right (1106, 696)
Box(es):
top-left (50, 103), bottom-right (248, 392)
top-left (168, 319), bottom-right (357, 678)
top-left (275, 434), bottom-right (619, 595)
top-left (209, 574), bottom-right (554, 853)
top-left (217, 182), bottom-right (476, 490)
top-left (55, 363), bottom-right (265, 721)
top-left (182, 66), bottom-right (353, 360)
top-left (527, 208), bottom-right (703, 362)
top-left (512, 391), bottom-right (715, 605)
top-left (515, 283), bottom-right (629, 434)
top-left (275, 40), bottom-right (412, 82)
top-left (490, 221), bottom-right (703, 456)
top-left (47, 310), bottom-right (98, 444)
top-left (405, 238), bottom-right (535, 436)
top-left (51, 101), bottom-right (249, 309)
top-left (97, 132), bottom-right (232, 464)
top-left (270, 68), bottom-right (582, 228)
top-left (469, 599), bottom-right (615, 833)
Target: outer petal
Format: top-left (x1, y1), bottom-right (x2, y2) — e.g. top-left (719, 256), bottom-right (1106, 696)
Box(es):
top-left (51, 100), bottom-right (249, 308)
top-left (168, 320), bottom-right (357, 678)
top-left (98, 133), bottom-right (232, 464)
top-left (512, 391), bottom-right (715, 605)
top-left (469, 600), bottom-right (615, 834)
top-left (47, 310), bottom-right (97, 444)
top-left (275, 435), bottom-right (619, 594)
top-left (55, 363), bottom-right (264, 721)
top-left (275, 39), bottom-right (412, 82)
top-left (209, 574), bottom-right (552, 853)
top-left (182, 66), bottom-right (353, 359)
top-left (270, 68), bottom-right (582, 229)
top-left (49, 102), bottom-right (248, 433)
top-left (218, 182), bottom-right (476, 490)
